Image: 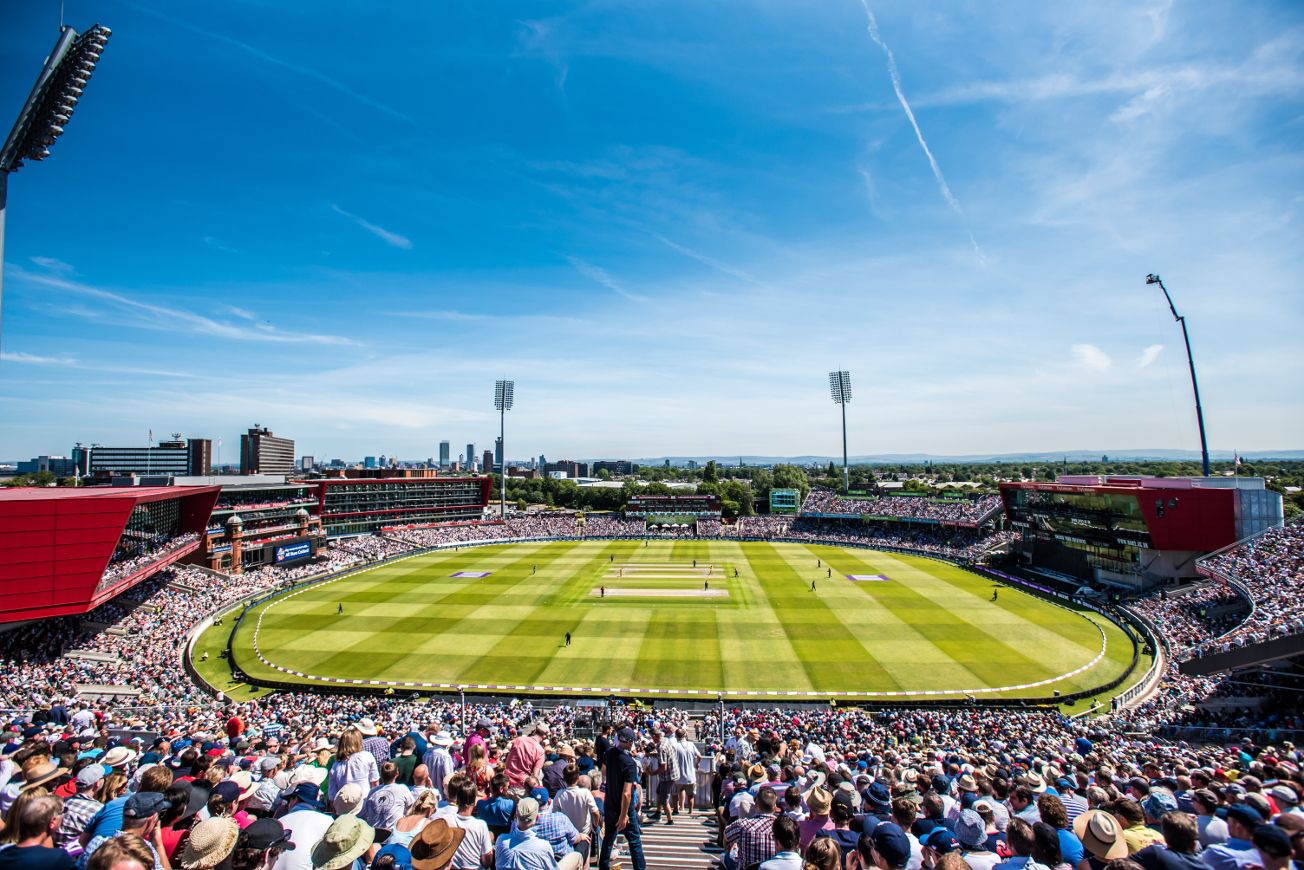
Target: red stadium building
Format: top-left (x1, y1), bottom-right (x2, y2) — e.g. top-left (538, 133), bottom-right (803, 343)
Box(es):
top-left (0, 485), bottom-right (219, 623)
top-left (1000, 476), bottom-right (1282, 591)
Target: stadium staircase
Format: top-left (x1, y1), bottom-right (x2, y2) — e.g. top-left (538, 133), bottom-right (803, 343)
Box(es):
top-left (637, 810), bottom-right (724, 869)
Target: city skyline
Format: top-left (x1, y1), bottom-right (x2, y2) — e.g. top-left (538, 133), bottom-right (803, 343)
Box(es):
top-left (1, 1), bottom-right (1301, 458)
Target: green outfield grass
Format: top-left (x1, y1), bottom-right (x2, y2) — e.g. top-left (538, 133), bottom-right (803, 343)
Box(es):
top-left (221, 540), bottom-right (1136, 700)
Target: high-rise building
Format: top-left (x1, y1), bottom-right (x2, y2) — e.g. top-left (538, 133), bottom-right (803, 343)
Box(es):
top-left (364, 456), bottom-right (377, 469)
top-left (77, 437), bottom-right (213, 478)
top-left (239, 426), bottom-right (295, 475)
top-left (439, 441), bottom-right (450, 468)
top-left (466, 443), bottom-right (475, 471)
top-left (482, 450), bottom-right (494, 475)
top-left (300, 456), bottom-right (315, 471)
top-left (538, 454), bottom-right (546, 470)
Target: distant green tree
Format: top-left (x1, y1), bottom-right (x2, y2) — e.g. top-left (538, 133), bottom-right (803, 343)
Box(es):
top-left (703, 461), bottom-right (719, 483)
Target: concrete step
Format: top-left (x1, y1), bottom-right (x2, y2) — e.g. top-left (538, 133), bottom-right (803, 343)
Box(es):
top-left (637, 810), bottom-right (723, 870)
top-left (64, 649), bottom-right (120, 663)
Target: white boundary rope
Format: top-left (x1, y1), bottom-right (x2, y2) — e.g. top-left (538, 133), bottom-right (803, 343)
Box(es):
top-left (242, 541), bottom-right (1111, 699)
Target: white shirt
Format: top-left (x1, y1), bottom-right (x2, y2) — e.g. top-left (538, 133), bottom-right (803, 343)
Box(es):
top-left (272, 807), bottom-right (334, 870)
top-left (554, 786), bottom-right (598, 836)
top-left (673, 741), bottom-right (701, 786)
top-left (327, 751), bottom-right (379, 801)
top-left (435, 808), bottom-right (495, 870)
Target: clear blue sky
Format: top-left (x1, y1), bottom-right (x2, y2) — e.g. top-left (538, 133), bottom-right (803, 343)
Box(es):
top-left (1, 1), bottom-right (1301, 462)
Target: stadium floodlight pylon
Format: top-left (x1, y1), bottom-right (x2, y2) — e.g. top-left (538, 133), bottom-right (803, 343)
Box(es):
top-left (0, 23), bottom-right (112, 356)
top-left (493, 380), bottom-right (514, 517)
top-left (829, 370), bottom-right (852, 494)
top-left (1145, 274), bottom-right (1210, 478)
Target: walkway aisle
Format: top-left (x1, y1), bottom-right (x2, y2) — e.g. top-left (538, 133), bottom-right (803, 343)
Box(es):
top-left (636, 809), bottom-right (723, 869)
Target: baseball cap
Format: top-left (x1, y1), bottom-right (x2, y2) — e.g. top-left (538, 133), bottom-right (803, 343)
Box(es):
top-left (515, 797), bottom-right (540, 828)
top-left (76, 764), bottom-right (106, 789)
top-left (1252, 825), bottom-right (1292, 859)
top-left (1269, 784), bottom-right (1299, 806)
top-left (617, 727), bottom-right (637, 743)
top-left (475, 718), bottom-right (493, 730)
top-left (242, 817), bottom-right (295, 852)
top-left (871, 823), bottom-right (913, 868)
top-left (284, 782), bottom-right (324, 808)
top-left (1226, 804), bottom-right (1263, 828)
top-left (924, 828), bottom-right (961, 854)
top-left (212, 781), bottom-right (243, 804)
top-left (124, 791), bottom-right (171, 819)
top-left (260, 756), bottom-right (281, 772)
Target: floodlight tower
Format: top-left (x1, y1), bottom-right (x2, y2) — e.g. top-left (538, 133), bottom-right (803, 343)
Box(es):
top-left (1145, 274), bottom-right (1210, 477)
top-left (494, 380), bottom-right (514, 516)
top-left (0, 23), bottom-right (112, 354)
top-left (828, 370), bottom-right (852, 493)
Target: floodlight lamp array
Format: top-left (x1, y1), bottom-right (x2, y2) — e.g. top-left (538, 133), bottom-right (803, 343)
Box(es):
top-left (494, 379), bottom-right (514, 411)
top-left (828, 370), bottom-right (851, 404)
top-left (1, 24), bottom-right (112, 173)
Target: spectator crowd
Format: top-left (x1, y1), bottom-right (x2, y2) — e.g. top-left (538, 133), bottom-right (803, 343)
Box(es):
top-left (2, 511), bottom-right (1302, 869)
top-left (801, 491), bottom-right (1003, 526)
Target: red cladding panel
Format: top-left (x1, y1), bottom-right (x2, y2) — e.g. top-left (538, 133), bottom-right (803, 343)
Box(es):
top-left (0, 486), bottom-right (220, 623)
top-left (1136, 486), bottom-right (1237, 551)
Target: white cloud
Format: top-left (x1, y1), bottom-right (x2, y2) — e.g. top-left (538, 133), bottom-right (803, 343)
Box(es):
top-left (13, 264), bottom-right (362, 347)
top-left (1138, 344), bottom-right (1165, 368)
top-left (1071, 343), bottom-right (1113, 373)
top-left (856, 3), bottom-right (984, 261)
top-left (29, 256), bottom-right (75, 273)
top-left (331, 205), bottom-right (413, 250)
top-left (0, 351), bottom-right (77, 366)
top-left (566, 257), bottom-right (648, 302)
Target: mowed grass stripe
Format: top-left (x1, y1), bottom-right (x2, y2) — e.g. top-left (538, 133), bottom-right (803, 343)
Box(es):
top-left (710, 541), bottom-right (813, 692)
top-left (864, 551), bottom-right (1105, 670)
top-left (879, 553), bottom-right (1106, 656)
top-left (750, 542), bottom-right (899, 692)
top-left (630, 608), bottom-right (724, 691)
top-left (777, 546), bottom-right (984, 691)
top-left (231, 540), bottom-right (1136, 698)
top-left (372, 540), bottom-right (611, 684)
top-left (819, 547), bottom-right (1062, 690)
top-left (280, 543), bottom-right (574, 680)
top-left (454, 542), bottom-right (622, 686)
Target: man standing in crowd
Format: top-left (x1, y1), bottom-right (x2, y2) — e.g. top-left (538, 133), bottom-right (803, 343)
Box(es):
top-left (424, 729), bottom-right (457, 796)
top-left (599, 727), bottom-right (646, 870)
top-left (504, 723), bottom-right (549, 790)
top-left (672, 728), bottom-right (701, 815)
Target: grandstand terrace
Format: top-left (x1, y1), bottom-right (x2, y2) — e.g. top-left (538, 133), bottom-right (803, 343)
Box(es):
top-left (315, 475), bottom-right (491, 536)
top-left (0, 510), bottom-right (1298, 869)
top-left (801, 488), bottom-right (1004, 526)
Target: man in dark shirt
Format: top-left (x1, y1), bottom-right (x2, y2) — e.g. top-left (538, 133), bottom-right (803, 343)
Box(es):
top-left (1134, 811), bottom-right (1205, 870)
top-left (598, 727), bottom-right (646, 870)
top-left (0, 794), bottom-right (74, 870)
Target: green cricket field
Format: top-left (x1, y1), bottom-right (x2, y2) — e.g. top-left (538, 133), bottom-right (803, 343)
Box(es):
top-left (220, 539), bottom-right (1137, 700)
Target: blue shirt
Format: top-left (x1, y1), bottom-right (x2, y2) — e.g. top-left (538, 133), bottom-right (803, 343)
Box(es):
top-left (1200, 838), bottom-right (1259, 870)
top-left (476, 795), bottom-right (516, 832)
top-left (82, 795), bottom-right (128, 841)
top-left (1056, 828), bottom-right (1085, 867)
top-left (533, 811), bottom-right (579, 858)
top-left (494, 827), bottom-right (558, 869)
